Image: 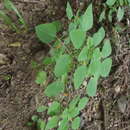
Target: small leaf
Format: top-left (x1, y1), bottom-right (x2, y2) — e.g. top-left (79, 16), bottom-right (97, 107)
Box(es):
top-left (78, 46), bottom-right (88, 61)
top-left (58, 118), bottom-right (69, 130)
top-left (47, 101), bottom-right (61, 116)
top-left (86, 77), bottom-right (98, 97)
top-left (80, 4), bottom-right (93, 32)
top-left (37, 119), bottom-right (45, 130)
top-left (45, 116), bottom-right (59, 129)
top-left (78, 97), bottom-right (89, 110)
top-left (37, 106), bottom-right (47, 113)
top-left (52, 21), bottom-right (62, 32)
top-left (54, 54), bottom-right (72, 77)
top-left (69, 96), bottom-right (80, 108)
top-left (32, 115), bottom-right (39, 122)
top-left (70, 29), bottom-right (86, 49)
top-left (35, 23), bottom-right (57, 44)
top-left (106, 0), bottom-right (117, 6)
top-left (71, 117), bottom-right (80, 130)
top-left (88, 59), bottom-right (101, 78)
top-left (35, 71), bottom-right (46, 85)
top-left (102, 39), bottom-right (112, 58)
top-left (74, 66), bottom-right (87, 89)
top-left (117, 7), bottom-right (124, 22)
top-left (66, 2), bottom-right (73, 20)
top-left (42, 57), bottom-right (54, 65)
top-left (92, 48), bottom-right (102, 61)
top-left (99, 10), bottom-right (106, 22)
top-left (93, 27), bottom-right (105, 46)
top-left (45, 81), bottom-right (64, 97)
top-left (68, 107), bottom-right (80, 118)
top-left (69, 22), bottom-right (77, 32)
top-left (100, 58), bottom-right (112, 77)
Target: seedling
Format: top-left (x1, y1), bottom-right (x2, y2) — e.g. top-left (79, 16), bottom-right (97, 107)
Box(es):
top-left (34, 2), bottom-right (112, 130)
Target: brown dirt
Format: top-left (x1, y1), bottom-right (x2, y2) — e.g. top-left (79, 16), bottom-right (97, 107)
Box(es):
top-left (0, 0), bottom-right (130, 130)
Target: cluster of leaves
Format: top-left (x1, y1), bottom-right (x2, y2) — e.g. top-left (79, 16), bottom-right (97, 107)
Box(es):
top-left (0, 0), bottom-right (26, 32)
top-left (99, 0), bottom-right (130, 23)
top-left (32, 2), bottom-right (112, 130)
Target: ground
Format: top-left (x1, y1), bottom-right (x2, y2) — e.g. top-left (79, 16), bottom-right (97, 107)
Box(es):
top-left (0, 0), bottom-right (130, 130)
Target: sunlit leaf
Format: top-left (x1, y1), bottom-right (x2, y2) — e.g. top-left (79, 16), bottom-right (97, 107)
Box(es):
top-left (117, 7), bottom-right (124, 22)
top-left (47, 101), bottom-right (61, 116)
top-left (102, 39), bottom-right (112, 58)
top-left (106, 0), bottom-right (117, 6)
top-left (70, 29), bottom-right (86, 49)
top-left (93, 27), bottom-right (105, 46)
top-left (86, 77), bottom-right (98, 97)
top-left (37, 106), bottom-right (48, 113)
top-left (78, 46), bottom-right (88, 61)
top-left (80, 4), bottom-right (93, 32)
top-left (66, 2), bottom-right (73, 20)
top-left (35, 23), bottom-right (57, 44)
top-left (54, 54), bottom-right (72, 77)
top-left (100, 58), bottom-right (112, 77)
top-left (44, 81), bottom-right (64, 97)
top-left (71, 117), bottom-right (80, 130)
top-left (45, 116), bottom-right (59, 129)
top-left (35, 71), bottom-right (47, 85)
top-left (78, 97), bottom-right (89, 110)
top-left (74, 66), bottom-right (87, 89)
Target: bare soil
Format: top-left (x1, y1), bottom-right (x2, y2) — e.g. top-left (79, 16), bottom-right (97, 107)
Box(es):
top-left (0, 0), bottom-right (130, 130)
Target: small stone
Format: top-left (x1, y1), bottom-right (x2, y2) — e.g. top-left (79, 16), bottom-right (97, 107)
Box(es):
top-left (0, 53), bottom-right (10, 65)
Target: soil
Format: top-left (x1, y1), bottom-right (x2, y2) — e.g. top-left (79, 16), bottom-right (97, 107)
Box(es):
top-left (0, 0), bottom-right (130, 130)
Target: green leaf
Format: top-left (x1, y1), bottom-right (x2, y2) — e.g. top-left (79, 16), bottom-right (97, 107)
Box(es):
top-left (0, 10), bottom-right (17, 31)
top-left (52, 21), bottom-right (62, 32)
top-left (45, 116), bottom-right (59, 129)
top-left (42, 57), bottom-right (54, 65)
top-left (99, 10), bottom-right (106, 22)
top-left (70, 29), bottom-right (86, 49)
top-left (69, 96), bottom-right (80, 108)
top-left (37, 106), bottom-right (48, 113)
top-left (117, 7), bottom-right (124, 22)
top-left (66, 2), bottom-right (73, 20)
top-left (80, 4), bottom-right (93, 32)
top-left (78, 97), bottom-right (89, 110)
top-left (54, 54), bottom-right (72, 77)
top-left (4, 0), bottom-right (26, 25)
top-left (78, 46), bottom-right (88, 61)
top-left (58, 118), bottom-right (69, 130)
top-left (35, 71), bottom-right (47, 85)
top-left (106, 0), bottom-right (117, 6)
top-left (68, 107), bottom-right (80, 118)
top-left (47, 101), bottom-right (61, 116)
top-left (102, 39), bottom-right (112, 58)
top-left (71, 117), bottom-right (80, 130)
top-left (92, 48), bottom-right (102, 61)
top-left (45, 81), bottom-right (64, 97)
top-left (88, 59), bottom-right (101, 78)
top-left (100, 58), bottom-right (112, 77)
top-left (86, 77), bottom-right (98, 97)
top-left (74, 66), bottom-right (87, 89)
top-left (37, 119), bottom-right (46, 130)
top-left (32, 115), bottom-right (39, 122)
top-left (35, 23), bottom-right (57, 44)
top-left (93, 27), bottom-right (105, 46)
top-left (69, 22), bottom-right (77, 32)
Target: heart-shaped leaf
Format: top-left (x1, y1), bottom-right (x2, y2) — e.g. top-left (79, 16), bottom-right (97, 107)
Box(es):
top-left (70, 29), bottom-right (86, 49)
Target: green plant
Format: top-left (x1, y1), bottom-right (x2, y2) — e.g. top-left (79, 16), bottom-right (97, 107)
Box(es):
top-left (33, 2), bottom-right (112, 130)
top-left (0, 0), bottom-right (27, 32)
